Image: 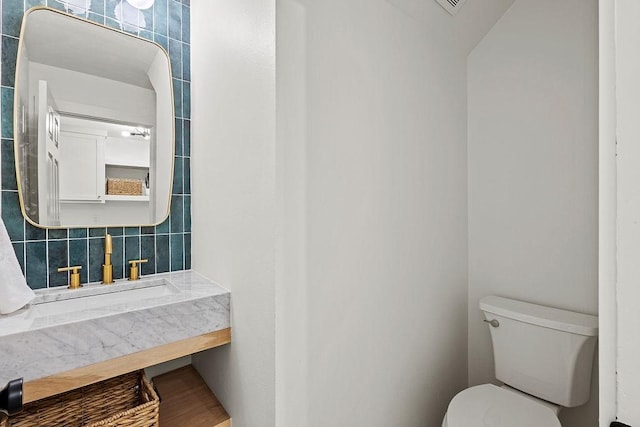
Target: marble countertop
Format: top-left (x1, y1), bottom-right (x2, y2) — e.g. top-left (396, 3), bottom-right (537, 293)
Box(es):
top-left (0, 270), bottom-right (230, 386)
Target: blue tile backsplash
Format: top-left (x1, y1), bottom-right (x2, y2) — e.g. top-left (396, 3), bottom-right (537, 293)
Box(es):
top-left (0, 0), bottom-right (191, 289)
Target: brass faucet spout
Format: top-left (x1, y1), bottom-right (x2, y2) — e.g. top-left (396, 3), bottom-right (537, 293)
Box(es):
top-left (102, 233), bottom-right (114, 284)
top-left (105, 234), bottom-right (112, 255)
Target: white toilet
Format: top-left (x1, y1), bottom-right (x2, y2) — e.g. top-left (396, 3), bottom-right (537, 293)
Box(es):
top-left (442, 296), bottom-right (598, 427)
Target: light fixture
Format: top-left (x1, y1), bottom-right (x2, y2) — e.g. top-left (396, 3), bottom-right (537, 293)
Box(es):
top-left (122, 128), bottom-right (151, 139)
top-left (116, 1), bottom-right (148, 31)
top-left (125, 0), bottom-right (155, 10)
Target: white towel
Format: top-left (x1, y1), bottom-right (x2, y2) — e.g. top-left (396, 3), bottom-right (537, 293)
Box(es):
top-left (0, 219), bottom-right (35, 315)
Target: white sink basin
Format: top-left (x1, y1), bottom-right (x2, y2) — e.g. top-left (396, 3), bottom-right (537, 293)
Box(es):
top-left (32, 280), bottom-right (179, 317)
top-left (0, 278), bottom-right (182, 335)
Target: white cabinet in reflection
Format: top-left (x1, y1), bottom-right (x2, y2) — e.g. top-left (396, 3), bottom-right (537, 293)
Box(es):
top-left (59, 130), bottom-right (106, 202)
top-left (105, 138), bottom-right (150, 168)
top-left (56, 116), bottom-right (153, 226)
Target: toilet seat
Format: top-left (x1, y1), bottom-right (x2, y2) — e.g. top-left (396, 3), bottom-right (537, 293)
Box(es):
top-left (444, 384), bottom-right (561, 427)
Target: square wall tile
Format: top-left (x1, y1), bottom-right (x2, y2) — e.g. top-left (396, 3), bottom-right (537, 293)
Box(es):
top-left (125, 226), bottom-right (140, 236)
top-left (156, 216), bottom-right (169, 234)
top-left (12, 242), bottom-right (24, 273)
top-left (142, 226), bottom-right (155, 235)
top-left (105, 0), bottom-right (119, 20)
top-left (170, 195), bottom-right (183, 233)
top-left (46, 0), bottom-right (66, 12)
top-left (125, 236), bottom-right (140, 265)
top-left (153, 0), bottom-right (167, 36)
top-left (182, 42), bottom-right (190, 81)
top-left (69, 238), bottom-right (88, 283)
top-left (2, 1), bottom-right (23, 38)
top-left (90, 0), bottom-right (105, 15)
top-left (2, 138), bottom-right (17, 191)
top-left (88, 238), bottom-right (105, 283)
top-left (107, 226), bottom-right (124, 236)
top-left (170, 233), bottom-right (183, 271)
top-left (1, 36), bottom-right (18, 87)
top-left (183, 119), bottom-right (190, 157)
top-left (2, 87), bottom-right (14, 138)
top-left (26, 0), bottom-right (47, 9)
top-left (140, 6), bottom-right (153, 33)
top-left (184, 195), bottom-right (191, 232)
top-left (112, 235), bottom-right (124, 280)
top-left (168, 0), bottom-right (181, 41)
top-left (182, 81), bottom-right (190, 119)
top-left (183, 158), bottom-right (190, 194)
top-left (25, 240), bottom-right (46, 289)
top-left (2, 190), bottom-right (23, 241)
top-left (105, 17), bottom-right (120, 31)
top-left (181, 4), bottom-right (189, 43)
top-left (174, 118), bottom-right (182, 156)
top-left (154, 32), bottom-right (168, 52)
top-left (48, 239), bottom-right (69, 288)
top-left (141, 235), bottom-right (156, 275)
top-left (48, 229), bottom-right (68, 240)
top-left (87, 12), bottom-right (105, 25)
top-left (140, 29), bottom-right (153, 41)
top-left (70, 228), bottom-right (88, 239)
top-left (184, 233), bottom-right (191, 269)
top-left (25, 221), bottom-right (45, 241)
top-left (173, 79), bottom-right (182, 118)
top-left (168, 37), bottom-right (182, 80)
top-left (156, 234), bottom-right (169, 273)
top-left (89, 227), bottom-right (106, 237)
top-left (172, 156), bottom-right (183, 194)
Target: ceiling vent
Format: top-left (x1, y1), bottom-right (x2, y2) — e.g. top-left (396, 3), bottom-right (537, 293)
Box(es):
top-left (434, 0), bottom-right (468, 16)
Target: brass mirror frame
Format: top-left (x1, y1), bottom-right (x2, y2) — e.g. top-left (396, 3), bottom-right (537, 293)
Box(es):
top-left (13, 6), bottom-right (175, 229)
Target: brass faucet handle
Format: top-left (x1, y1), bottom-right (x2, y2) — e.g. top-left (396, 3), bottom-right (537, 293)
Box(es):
top-left (128, 259), bottom-right (149, 281)
top-left (57, 266), bottom-right (83, 289)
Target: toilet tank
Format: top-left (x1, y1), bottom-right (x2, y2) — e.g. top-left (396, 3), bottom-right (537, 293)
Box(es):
top-left (480, 296), bottom-right (598, 407)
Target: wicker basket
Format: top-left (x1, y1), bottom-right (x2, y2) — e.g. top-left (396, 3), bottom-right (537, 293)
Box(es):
top-left (0, 372), bottom-right (158, 427)
top-left (106, 178), bottom-right (143, 196)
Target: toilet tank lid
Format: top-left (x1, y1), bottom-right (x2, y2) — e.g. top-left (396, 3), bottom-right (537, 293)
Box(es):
top-left (480, 296), bottom-right (598, 337)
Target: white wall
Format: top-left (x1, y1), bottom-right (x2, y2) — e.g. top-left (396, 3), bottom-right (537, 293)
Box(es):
top-left (29, 63), bottom-right (155, 125)
top-left (276, 0), bottom-right (512, 425)
top-left (192, 1), bottom-right (604, 426)
top-left (467, 1), bottom-right (599, 426)
top-left (190, 0), bottom-right (277, 426)
top-left (615, 0), bottom-right (640, 424)
top-left (275, 1), bottom-right (309, 425)
top-left (598, 0), bottom-right (617, 425)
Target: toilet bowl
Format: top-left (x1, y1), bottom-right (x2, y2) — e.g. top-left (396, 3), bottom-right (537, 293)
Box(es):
top-left (441, 296), bottom-right (598, 427)
top-left (441, 384), bottom-right (560, 427)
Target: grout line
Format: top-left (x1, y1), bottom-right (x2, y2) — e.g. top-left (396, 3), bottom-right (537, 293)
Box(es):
top-left (86, 231), bottom-right (90, 282)
top-left (45, 230), bottom-right (50, 288)
top-left (154, 228), bottom-right (157, 274)
top-left (121, 232), bottom-right (125, 278)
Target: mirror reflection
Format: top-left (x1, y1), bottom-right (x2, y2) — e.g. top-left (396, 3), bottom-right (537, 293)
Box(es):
top-left (14, 7), bottom-right (174, 228)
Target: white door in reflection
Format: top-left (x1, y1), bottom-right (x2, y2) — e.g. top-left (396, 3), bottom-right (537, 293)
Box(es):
top-left (38, 81), bottom-right (61, 226)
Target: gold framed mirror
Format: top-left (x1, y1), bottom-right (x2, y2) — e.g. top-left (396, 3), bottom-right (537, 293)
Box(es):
top-left (14, 7), bottom-right (174, 228)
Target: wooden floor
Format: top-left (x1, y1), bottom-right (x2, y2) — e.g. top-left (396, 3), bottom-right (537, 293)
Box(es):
top-left (153, 365), bottom-right (231, 427)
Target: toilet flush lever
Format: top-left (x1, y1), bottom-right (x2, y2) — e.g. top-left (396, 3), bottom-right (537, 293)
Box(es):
top-left (484, 319), bottom-right (500, 328)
